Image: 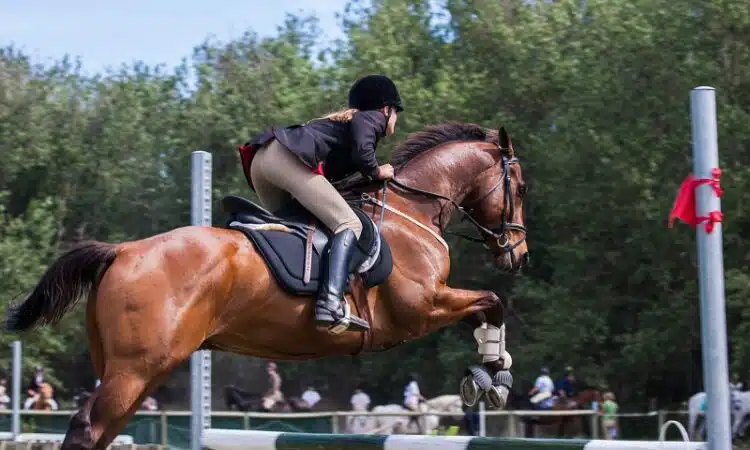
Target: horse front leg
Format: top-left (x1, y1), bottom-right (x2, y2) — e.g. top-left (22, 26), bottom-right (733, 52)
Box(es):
top-left (432, 287), bottom-right (513, 410)
top-left (461, 299), bottom-right (513, 410)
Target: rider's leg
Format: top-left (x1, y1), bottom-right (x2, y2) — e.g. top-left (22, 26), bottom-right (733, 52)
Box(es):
top-left (253, 140), bottom-right (367, 333)
top-left (250, 143), bottom-right (292, 212)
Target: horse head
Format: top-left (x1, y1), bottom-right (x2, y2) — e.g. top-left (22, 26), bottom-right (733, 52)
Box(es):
top-left (572, 388), bottom-right (602, 409)
top-left (389, 123), bottom-right (529, 273)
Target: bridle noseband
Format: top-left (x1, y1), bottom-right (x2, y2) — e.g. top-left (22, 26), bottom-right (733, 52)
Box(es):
top-left (384, 149), bottom-right (527, 263)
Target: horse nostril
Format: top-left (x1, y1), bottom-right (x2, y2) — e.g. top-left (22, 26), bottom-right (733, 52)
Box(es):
top-left (521, 252), bottom-right (530, 265)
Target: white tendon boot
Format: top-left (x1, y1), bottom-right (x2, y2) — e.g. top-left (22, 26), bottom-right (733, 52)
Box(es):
top-left (460, 323), bottom-right (513, 409)
top-left (474, 323), bottom-right (512, 368)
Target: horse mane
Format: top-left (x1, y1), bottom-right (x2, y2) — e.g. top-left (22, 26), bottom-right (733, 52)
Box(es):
top-left (391, 122), bottom-right (499, 172)
top-left (576, 381), bottom-right (598, 392)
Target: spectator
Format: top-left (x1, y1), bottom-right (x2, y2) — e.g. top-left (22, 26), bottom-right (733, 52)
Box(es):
top-left (301, 385), bottom-right (321, 409)
top-left (261, 362), bottom-right (284, 410)
top-left (347, 388), bottom-right (372, 434)
top-left (403, 373), bottom-right (425, 433)
top-left (26, 366), bottom-right (44, 398)
top-left (141, 396), bottom-right (159, 410)
top-left (0, 378), bottom-right (10, 410)
top-left (600, 391), bottom-right (618, 440)
top-left (528, 367), bottom-right (555, 410)
top-left (25, 382), bottom-right (57, 410)
top-left (556, 366), bottom-right (576, 407)
top-left (350, 388), bottom-right (371, 411)
top-left (403, 373), bottom-right (425, 411)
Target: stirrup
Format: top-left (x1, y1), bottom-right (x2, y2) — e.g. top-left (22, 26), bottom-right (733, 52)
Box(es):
top-left (316, 302), bottom-right (370, 335)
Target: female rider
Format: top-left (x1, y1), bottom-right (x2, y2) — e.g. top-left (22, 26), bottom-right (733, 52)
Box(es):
top-left (238, 74), bottom-right (402, 334)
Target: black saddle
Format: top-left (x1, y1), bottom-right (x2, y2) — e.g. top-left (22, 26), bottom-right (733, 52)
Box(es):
top-left (222, 195), bottom-right (393, 295)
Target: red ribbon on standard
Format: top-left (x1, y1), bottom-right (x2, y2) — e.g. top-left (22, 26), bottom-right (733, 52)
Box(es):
top-left (668, 167), bottom-right (724, 233)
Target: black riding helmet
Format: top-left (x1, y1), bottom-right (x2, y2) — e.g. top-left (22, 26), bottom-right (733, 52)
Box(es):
top-left (348, 75), bottom-right (404, 112)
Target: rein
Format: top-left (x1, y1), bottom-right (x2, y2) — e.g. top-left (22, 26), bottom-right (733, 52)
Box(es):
top-left (361, 152), bottom-right (526, 261)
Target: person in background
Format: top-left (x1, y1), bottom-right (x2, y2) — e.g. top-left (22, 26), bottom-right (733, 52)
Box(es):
top-left (262, 362), bottom-right (284, 411)
top-left (350, 387), bottom-right (371, 411)
top-left (600, 391), bottom-right (618, 440)
top-left (556, 366), bottom-right (576, 407)
top-left (404, 373), bottom-right (426, 433)
top-left (26, 366), bottom-right (44, 398)
top-left (347, 387), bottom-right (372, 434)
top-left (528, 367), bottom-right (555, 410)
top-left (141, 396), bottom-right (159, 410)
top-left (0, 378), bottom-right (10, 410)
top-left (301, 385), bottom-right (321, 409)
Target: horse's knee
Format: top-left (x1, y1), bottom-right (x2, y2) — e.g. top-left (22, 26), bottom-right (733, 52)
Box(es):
top-left (463, 293), bottom-right (504, 327)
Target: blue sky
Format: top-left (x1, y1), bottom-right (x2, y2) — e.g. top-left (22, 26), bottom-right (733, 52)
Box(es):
top-left (1, 0), bottom-right (346, 75)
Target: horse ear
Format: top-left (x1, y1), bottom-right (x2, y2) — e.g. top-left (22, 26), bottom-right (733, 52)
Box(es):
top-left (499, 126), bottom-right (513, 148)
top-left (499, 126), bottom-right (512, 149)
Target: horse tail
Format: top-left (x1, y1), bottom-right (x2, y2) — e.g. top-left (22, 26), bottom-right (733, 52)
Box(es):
top-left (5, 241), bottom-right (118, 332)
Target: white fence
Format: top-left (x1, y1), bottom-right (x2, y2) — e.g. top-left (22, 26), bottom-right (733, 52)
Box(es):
top-left (0, 408), bottom-right (691, 446)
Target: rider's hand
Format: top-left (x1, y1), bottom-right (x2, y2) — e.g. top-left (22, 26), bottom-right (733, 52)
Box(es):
top-left (376, 164), bottom-right (394, 180)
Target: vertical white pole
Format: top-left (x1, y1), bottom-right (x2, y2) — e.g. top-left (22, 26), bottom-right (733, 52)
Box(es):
top-left (190, 151), bottom-right (213, 450)
top-left (11, 341), bottom-right (21, 439)
top-left (691, 87), bottom-right (731, 450)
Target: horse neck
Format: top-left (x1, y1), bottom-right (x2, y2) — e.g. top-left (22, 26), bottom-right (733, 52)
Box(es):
top-left (391, 142), bottom-right (496, 231)
top-left (575, 391), bottom-right (594, 405)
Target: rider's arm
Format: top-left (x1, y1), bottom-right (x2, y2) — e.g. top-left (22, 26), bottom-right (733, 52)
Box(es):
top-left (350, 110), bottom-right (387, 178)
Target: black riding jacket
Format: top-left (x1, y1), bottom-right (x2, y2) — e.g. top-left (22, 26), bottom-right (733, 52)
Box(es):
top-left (240, 110), bottom-right (387, 189)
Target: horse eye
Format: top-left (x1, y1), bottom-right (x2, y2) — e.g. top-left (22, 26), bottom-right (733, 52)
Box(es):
top-left (518, 184), bottom-right (527, 197)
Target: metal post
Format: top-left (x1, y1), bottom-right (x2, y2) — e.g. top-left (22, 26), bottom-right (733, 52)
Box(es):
top-left (190, 151), bottom-right (213, 450)
top-left (11, 341), bottom-right (21, 438)
top-left (691, 87), bottom-right (731, 450)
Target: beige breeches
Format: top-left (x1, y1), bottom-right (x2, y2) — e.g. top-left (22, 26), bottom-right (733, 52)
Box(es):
top-left (262, 390), bottom-right (284, 410)
top-left (250, 140), bottom-right (363, 238)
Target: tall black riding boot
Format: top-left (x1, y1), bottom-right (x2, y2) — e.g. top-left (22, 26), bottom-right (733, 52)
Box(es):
top-left (314, 228), bottom-right (370, 334)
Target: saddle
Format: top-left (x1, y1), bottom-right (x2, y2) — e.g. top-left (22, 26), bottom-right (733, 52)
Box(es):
top-left (221, 195), bottom-right (393, 296)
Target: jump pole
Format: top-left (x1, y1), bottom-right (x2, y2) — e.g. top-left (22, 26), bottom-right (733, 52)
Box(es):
top-left (190, 151), bottom-right (213, 450)
top-left (691, 87), bottom-right (731, 450)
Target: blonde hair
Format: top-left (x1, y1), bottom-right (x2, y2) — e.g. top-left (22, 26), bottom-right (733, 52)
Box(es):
top-left (308, 108), bottom-right (360, 124)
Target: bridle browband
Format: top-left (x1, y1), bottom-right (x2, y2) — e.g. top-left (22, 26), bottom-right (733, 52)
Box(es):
top-left (367, 148), bottom-right (527, 265)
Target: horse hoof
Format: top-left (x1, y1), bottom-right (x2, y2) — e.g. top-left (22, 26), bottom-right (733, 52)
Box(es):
top-left (500, 351), bottom-right (513, 370)
top-left (493, 370), bottom-right (513, 389)
top-left (466, 365), bottom-right (493, 391)
top-left (460, 376), bottom-right (483, 407)
top-left (486, 384), bottom-right (510, 409)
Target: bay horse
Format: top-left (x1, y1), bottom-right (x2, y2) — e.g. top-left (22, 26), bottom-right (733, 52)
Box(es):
top-left (518, 387), bottom-right (602, 438)
top-left (5, 122), bottom-right (528, 449)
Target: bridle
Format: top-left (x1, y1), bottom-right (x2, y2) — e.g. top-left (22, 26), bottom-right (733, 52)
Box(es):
top-left (382, 149), bottom-right (527, 264)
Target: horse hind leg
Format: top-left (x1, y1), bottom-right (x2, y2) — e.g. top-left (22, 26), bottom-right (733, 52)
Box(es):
top-left (62, 258), bottom-right (211, 448)
top-left (61, 369), bottom-right (149, 450)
